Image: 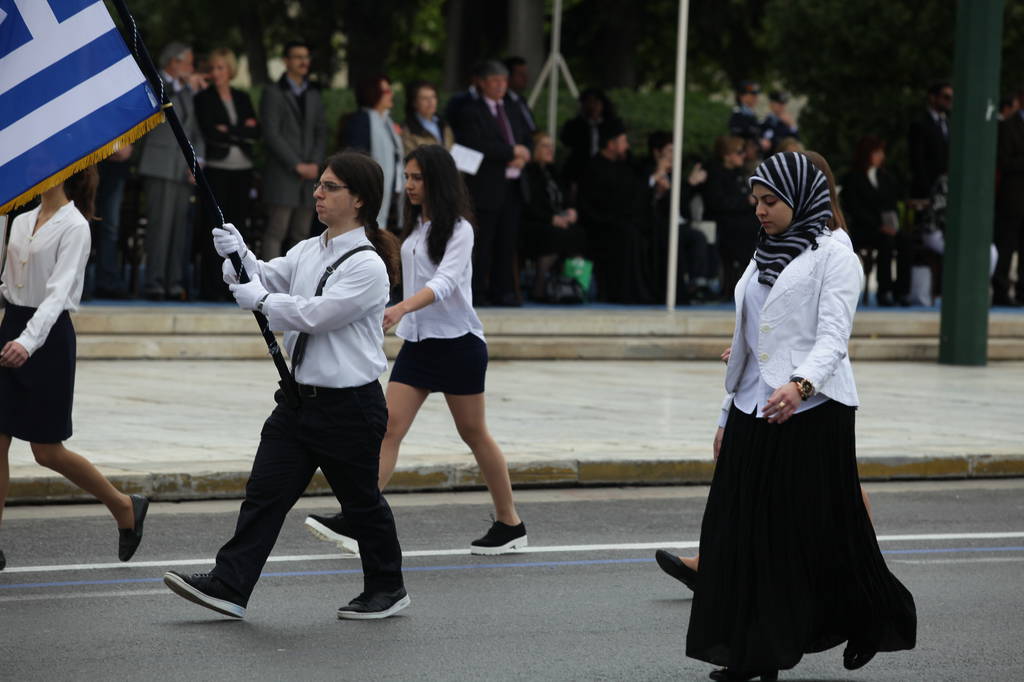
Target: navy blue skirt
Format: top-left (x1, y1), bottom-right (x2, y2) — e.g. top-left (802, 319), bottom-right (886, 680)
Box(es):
top-left (0, 303), bottom-right (76, 443)
top-left (389, 333), bottom-right (487, 395)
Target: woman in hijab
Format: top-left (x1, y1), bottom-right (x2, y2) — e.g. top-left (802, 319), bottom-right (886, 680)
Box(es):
top-left (685, 152), bottom-right (916, 680)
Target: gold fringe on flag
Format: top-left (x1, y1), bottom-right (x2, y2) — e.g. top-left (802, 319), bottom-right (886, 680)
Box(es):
top-left (0, 111), bottom-right (165, 215)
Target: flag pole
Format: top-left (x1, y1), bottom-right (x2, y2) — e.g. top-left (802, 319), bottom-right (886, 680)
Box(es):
top-left (107, 0), bottom-right (299, 406)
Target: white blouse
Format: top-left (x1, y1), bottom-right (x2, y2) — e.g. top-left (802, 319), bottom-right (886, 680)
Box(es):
top-left (0, 202), bottom-right (90, 355)
top-left (252, 227), bottom-right (390, 389)
top-left (395, 217), bottom-right (485, 343)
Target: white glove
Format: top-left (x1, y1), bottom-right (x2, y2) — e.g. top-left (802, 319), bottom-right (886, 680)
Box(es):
top-left (212, 222), bottom-right (248, 259)
top-left (229, 274), bottom-right (269, 311)
top-left (221, 250), bottom-right (259, 285)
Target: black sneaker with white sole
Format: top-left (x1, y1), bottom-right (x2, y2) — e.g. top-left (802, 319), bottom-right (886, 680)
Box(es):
top-left (304, 512), bottom-right (359, 554)
top-left (337, 587), bottom-right (410, 620)
top-left (163, 571), bottom-right (247, 618)
top-left (470, 520), bottom-right (528, 555)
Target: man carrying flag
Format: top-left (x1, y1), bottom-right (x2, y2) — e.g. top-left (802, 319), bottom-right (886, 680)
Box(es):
top-left (0, 0), bottom-right (166, 570)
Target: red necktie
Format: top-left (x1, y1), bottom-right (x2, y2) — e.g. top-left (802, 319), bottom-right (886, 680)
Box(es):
top-left (495, 102), bottom-right (514, 145)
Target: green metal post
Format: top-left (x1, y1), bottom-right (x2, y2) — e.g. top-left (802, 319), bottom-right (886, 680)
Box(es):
top-left (939, 0), bottom-right (1004, 365)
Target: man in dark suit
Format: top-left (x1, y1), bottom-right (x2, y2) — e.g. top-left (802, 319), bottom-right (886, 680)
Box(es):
top-left (450, 60), bottom-right (532, 306)
top-left (994, 89), bottom-right (1024, 306)
top-left (908, 80), bottom-right (952, 202)
top-left (137, 42), bottom-right (205, 301)
top-left (259, 41), bottom-right (327, 259)
top-left (503, 56), bottom-right (537, 133)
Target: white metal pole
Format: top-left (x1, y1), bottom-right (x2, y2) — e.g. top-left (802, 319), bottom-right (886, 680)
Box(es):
top-left (666, 0), bottom-right (690, 310)
top-left (548, 0), bottom-right (563, 136)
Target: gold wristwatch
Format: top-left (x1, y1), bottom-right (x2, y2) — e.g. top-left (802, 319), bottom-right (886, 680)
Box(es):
top-left (790, 376), bottom-right (814, 400)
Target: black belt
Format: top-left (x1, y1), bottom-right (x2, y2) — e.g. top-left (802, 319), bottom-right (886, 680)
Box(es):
top-left (296, 382), bottom-right (372, 398)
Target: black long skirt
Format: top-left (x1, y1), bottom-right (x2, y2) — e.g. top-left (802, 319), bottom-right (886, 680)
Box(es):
top-left (686, 401), bottom-right (916, 672)
top-left (0, 303), bottom-right (76, 443)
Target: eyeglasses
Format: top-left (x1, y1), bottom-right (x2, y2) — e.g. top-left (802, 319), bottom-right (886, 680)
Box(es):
top-left (314, 181), bottom-right (347, 193)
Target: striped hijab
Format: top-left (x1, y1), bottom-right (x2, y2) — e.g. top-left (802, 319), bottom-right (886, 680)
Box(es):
top-left (749, 152), bottom-right (833, 286)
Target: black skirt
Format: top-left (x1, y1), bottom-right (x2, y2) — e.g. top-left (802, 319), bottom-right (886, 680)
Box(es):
top-left (686, 401), bottom-right (916, 672)
top-left (0, 303), bottom-right (76, 443)
top-left (389, 333), bottom-right (487, 395)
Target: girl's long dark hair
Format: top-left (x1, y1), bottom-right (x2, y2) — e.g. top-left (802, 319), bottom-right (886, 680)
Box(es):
top-left (324, 151), bottom-right (401, 285)
top-left (63, 165), bottom-right (99, 222)
top-left (400, 145), bottom-right (474, 264)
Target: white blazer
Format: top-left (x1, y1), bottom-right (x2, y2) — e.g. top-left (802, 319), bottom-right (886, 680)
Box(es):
top-left (722, 233), bottom-right (864, 409)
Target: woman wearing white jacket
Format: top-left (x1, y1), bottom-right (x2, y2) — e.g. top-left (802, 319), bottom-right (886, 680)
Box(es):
top-left (682, 153), bottom-right (916, 681)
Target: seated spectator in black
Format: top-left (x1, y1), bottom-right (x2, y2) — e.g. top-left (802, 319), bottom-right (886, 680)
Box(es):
top-left (761, 91), bottom-right (799, 153)
top-left (194, 47), bottom-right (259, 301)
top-left (841, 135), bottom-right (904, 306)
top-left (520, 132), bottom-right (585, 301)
top-left (577, 120), bottom-right (652, 303)
top-left (728, 80), bottom-right (770, 156)
top-left (704, 134), bottom-right (759, 300)
top-left (560, 88), bottom-right (620, 200)
top-left (644, 131), bottom-right (714, 304)
top-left (402, 80), bottom-right (454, 155)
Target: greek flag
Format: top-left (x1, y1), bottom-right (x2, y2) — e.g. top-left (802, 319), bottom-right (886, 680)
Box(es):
top-left (0, 0), bottom-right (162, 213)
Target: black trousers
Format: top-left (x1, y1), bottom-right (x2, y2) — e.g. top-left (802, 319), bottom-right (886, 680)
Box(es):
top-left (473, 188), bottom-right (522, 304)
top-left (993, 214), bottom-right (1024, 299)
top-left (212, 382), bottom-right (403, 600)
top-left (198, 167), bottom-right (252, 301)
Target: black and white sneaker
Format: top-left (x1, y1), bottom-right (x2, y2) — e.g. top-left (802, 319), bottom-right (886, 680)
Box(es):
top-left (470, 520), bottom-right (528, 555)
top-left (163, 571), bottom-right (247, 618)
top-left (337, 588), bottom-right (410, 620)
top-left (304, 512), bottom-right (359, 554)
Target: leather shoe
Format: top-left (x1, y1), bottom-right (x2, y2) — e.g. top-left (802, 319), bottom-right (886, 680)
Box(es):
top-left (0, 548), bottom-right (6, 571)
top-left (118, 494), bottom-right (149, 561)
top-left (709, 669), bottom-right (778, 681)
top-left (337, 587), bottom-right (410, 620)
top-left (655, 549), bottom-right (696, 591)
top-left (842, 647), bottom-right (876, 670)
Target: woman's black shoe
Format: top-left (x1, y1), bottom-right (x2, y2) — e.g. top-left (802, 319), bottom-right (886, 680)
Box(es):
top-left (118, 494), bottom-right (149, 561)
top-left (0, 548), bottom-right (6, 571)
top-left (843, 648), bottom-right (876, 670)
top-left (709, 668), bottom-right (778, 681)
top-left (654, 549), bottom-right (697, 591)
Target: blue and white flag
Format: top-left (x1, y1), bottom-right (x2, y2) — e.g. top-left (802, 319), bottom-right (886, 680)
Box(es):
top-left (0, 0), bottom-right (162, 213)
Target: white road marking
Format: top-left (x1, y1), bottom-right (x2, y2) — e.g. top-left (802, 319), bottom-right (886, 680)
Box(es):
top-left (893, 557), bottom-right (1024, 565)
top-left (2, 531), bottom-right (1022, 575)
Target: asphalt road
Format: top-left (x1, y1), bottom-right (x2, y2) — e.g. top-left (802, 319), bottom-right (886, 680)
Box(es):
top-left (2, 481), bottom-right (1022, 681)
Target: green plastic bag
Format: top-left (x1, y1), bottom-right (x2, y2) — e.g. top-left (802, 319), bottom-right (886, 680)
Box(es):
top-left (562, 257), bottom-right (593, 296)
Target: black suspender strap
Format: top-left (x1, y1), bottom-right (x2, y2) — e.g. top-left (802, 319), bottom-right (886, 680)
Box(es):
top-left (290, 244), bottom-right (378, 374)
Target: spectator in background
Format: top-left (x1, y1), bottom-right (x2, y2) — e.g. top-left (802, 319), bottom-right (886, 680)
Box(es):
top-left (704, 135), bottom-right (759, 300)
top-left (644, 131), bottom-right (714, 304)
top-left (728, 80), bottom-right (769, 154)
top-left (908, 80), bottom-right (952, 205)
top-left (993, 86), bottom-right (1024, 306)
top-left (340, 75), bottom-right (404, 232)
top-left (401, 81), bottom-right (454, 155)
top-left (137, 42), bottom-right (204, 301)
top-left (560, 88), bottom-right (620, 198)
top-left (449, 60), bottom-right (532, 306)
top-left (841, 136), bottom-right (904, 306)
top-left (503, 56), bottom-right (537, 133)
top-left (194, 47), bottom-right (259, 301)
top-left (520, 132), bottom-right (584, 301)
top-left (259, 40), bottom-right (326, 259)
top-left (444, 63), bottom-right (483, 125)
top-left (90, 144), bottom-right (133, 299)
top-left (577, 119), bottom-right (652, 303)
top-left (762, 91), bottom-right (799, 153)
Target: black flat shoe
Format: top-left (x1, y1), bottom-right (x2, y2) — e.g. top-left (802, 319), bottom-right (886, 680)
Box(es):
top-left (655, 549), bottom-right (697, 591)
top-left (118, 494), bottom-right (149, 561)
top-left (0, 548), bottom-right (6, 571)
top-left (843, 648), bottom-right (876, 670)
top-left (709, 668), bottom-right (778, 681)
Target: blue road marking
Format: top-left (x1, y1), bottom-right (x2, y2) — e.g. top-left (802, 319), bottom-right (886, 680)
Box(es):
top-left (2, 547), bottom-right (1022, 591)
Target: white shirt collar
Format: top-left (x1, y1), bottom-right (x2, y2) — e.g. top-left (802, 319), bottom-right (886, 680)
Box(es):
top-left (320, 226), bottom-right (368, 253)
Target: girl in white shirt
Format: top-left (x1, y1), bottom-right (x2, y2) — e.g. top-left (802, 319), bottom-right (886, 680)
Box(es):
top-left (304, 145), bottom-right (526, 556)
top-left (0, 167), bottom-right (148, 572)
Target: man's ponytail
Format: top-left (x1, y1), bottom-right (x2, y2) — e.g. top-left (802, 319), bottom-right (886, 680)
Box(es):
top-left (365, 224), bottom-right (400, 285)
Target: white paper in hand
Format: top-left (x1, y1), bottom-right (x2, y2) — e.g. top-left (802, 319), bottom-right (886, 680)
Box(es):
top-left (451, 144), bottom-right (484, 175)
